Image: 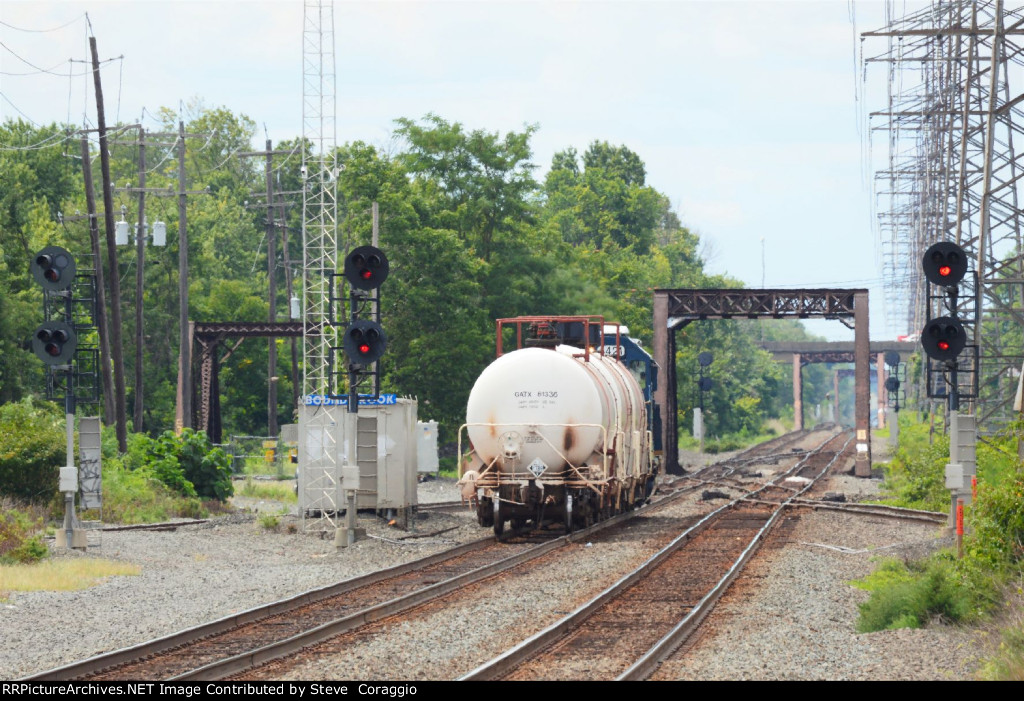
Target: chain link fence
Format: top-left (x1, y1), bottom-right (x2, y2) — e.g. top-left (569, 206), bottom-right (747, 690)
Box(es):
top-left (223, 435), bottom-right (298, 479)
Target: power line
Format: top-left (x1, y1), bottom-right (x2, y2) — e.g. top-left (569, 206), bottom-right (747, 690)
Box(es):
top-left (0, 15), bottom-right (87, 33)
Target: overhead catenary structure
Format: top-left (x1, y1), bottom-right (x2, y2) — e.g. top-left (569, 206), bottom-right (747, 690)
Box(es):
top-left (863, 0), bottom-right (1024, 423)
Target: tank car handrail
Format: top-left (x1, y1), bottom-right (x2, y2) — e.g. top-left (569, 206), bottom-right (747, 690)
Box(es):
top-left (458, 421), bottom-right (611, 488)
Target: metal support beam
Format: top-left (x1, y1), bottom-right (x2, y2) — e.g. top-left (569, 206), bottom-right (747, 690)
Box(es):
top-left (654, 288), bottom-right (872, 476)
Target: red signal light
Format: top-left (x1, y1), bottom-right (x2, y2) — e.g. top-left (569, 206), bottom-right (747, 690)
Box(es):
top-left (361, 269), bottom-right (372, 280)
top-left (359, 343), bottom-right (370, 354)
top-left (938, 340), bottom-right (951, 351)
top-left (939, 265), bottom-right (952, 277)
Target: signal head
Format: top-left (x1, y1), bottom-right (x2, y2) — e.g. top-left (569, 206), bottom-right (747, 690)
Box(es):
top-left (921, 316), bottom-right (966, 361)
top-left (31, 321), bottom-right (77, 365)
top-left (344, 245), bottom-right (389, 291)
top-left (922, 242), bottom-right (968, 286)
top-left (31, 246), bottom-right (76, 292)
top-left (343, 320), bottom-right (387, 365)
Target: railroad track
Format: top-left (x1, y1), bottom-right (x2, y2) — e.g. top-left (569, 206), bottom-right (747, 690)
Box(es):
top-left (459, 431), bottom-right (853, 681)
top-left (27, 461), bottom-right (723, 681)
top-left (24, 429), bottom-right (849, 682)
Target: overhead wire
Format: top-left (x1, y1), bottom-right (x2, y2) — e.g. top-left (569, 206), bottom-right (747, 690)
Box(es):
top-left (0, 15), bottom-right (87, 33)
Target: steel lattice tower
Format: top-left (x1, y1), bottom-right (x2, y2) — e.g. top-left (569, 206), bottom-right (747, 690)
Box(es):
top-left (300, 0), bottom-right (340, 530)
top-left (864, 0), bottom-right (1024, 424)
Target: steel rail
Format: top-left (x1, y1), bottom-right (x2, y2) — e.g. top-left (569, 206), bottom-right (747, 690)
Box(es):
top-left (171, 493), bottom-right (682, 681)
top-left (26, 429), bottom-right (815, 682)
top-left (458, 431), bottom-right (848, 681)
top-left (618, 434), bottom-right (853, 681)
top-left (786, 499), bottom-right (948, 524)
top-left (23, 535), bottom-right (494, 681)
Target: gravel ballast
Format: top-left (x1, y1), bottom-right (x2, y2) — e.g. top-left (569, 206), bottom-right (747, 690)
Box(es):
top-left (0, 469), bottom-right (995, 680)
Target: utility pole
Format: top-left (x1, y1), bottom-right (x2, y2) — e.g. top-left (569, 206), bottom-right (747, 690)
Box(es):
top-left (176, 120), bottom-right (189, 432)
top-left (113, 127), bottom-right (204, 436)
top-left (239, 141), bottom-right (294, 437)
top-left (266, 141), bottom-right (279, 438)
top-left (90, 35), bottom-right (128, 453)
top-left (134, 128), bottom-right (146, 433)
top-left (161, 121), bottom-right (212, 434)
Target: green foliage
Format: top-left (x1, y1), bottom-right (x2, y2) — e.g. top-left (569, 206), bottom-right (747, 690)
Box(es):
top-left (878, 415), bottom-right (950, 511)
top-left (0, 500), bottom-right (48, 564)
top-left (0, 398), bottom-right (64, 501)
top-left (95, 459), bottom-right (207, 523)
top-left (860, 414), bottom-right (1023, 637)
top-left (969, 470), bottom-right (1024, 568)
top-left (257, 512), bottom-right (282, 530)
top-left (147, 429), bottom-right (233, 502)
top-left (853, 556), bottom-right (985, 631)
top-left (1, 108), bottom-right (809, 449)
top-left (980, 611), bottom-right (1024, 680)
top-left (437, 456), bottom-right (459, 478)
top-left (238, 478), bottom-right (296, 504)
top-left (0, 121), bottom-right (80, 405)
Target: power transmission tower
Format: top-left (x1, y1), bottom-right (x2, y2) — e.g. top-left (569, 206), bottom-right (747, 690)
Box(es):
top-left (300, 0), bottom-right (341, 531)
top-left (863, 0), bottom-right (1024, 425)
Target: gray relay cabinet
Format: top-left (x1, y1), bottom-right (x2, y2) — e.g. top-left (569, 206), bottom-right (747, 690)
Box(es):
top-left (297, 397), bottom-right (425, 531)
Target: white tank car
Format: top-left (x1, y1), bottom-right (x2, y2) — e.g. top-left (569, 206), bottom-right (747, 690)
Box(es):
top-left (462, 340), bottom-right (654, 536)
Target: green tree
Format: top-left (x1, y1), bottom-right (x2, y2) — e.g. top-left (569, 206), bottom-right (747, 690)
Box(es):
top-left (394, 114), bottom-right (539, 263)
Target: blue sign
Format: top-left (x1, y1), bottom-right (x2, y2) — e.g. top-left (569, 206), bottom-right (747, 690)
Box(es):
top-left (304, 393), bottom-right (398, 407)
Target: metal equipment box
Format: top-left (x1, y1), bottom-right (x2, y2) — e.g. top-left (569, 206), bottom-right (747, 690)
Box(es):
top-left (297, 397), bottom-right (421, 531)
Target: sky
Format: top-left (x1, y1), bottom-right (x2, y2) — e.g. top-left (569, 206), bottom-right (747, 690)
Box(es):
top-left (0, 0), bottom-right (917, 342)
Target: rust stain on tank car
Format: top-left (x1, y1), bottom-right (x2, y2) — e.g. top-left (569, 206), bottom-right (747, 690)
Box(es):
top-left (563, 425), bottom-right (576, 452)
top-left (488, 414), bottom-right (497, 438)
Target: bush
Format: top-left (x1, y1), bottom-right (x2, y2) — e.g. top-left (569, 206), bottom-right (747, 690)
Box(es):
top-left (853, 556), bottom-right (982, 631)
top-left (147, 429), bottom-right (233, 502)
top-left (95, 460), bottom-right (207, 524)
top-left (0, 500), bottom-right (48, 564)
top-left (969, 472), bottom-right (1024, 568)
top-left (879, 417), bottom-right (949, 511)
top-left (0, 399), bottom-right (64, 501)
top-left (981, 612), bottom-right (1024, 680)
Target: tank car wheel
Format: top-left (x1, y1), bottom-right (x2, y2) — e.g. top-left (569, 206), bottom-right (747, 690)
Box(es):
top-left (478, 499), bottom-right (494, 527)
top-left (493, 499), bottom-right (505, 537)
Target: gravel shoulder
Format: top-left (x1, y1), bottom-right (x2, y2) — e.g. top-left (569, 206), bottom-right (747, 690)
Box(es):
top-left (1, 477), bottom-right (479, 679)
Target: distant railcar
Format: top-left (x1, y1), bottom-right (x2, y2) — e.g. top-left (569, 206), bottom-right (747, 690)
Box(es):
top-left (459, 316), bottom-right (658, 536)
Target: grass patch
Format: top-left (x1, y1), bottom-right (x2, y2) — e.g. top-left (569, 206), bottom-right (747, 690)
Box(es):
top-left (873, 414), bottom-right (949, 511)
top-left (240, 454), bottom-right (296, 479)
top-left (236, 478), bottom-right (297, 504)
top-left (680, 427), bottom-right (781, 455)
top-left (256, 507), bottom-right (290, 531)
top-left (0, 558), bottom-right (140, 600)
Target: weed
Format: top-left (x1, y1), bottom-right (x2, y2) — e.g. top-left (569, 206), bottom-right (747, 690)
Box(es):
top-left (238, 478), bottom-right (297, 504)
top-left (0, 558), bottom-right (140, 594)
top-left (257, 513), bottom-right (281, 531)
